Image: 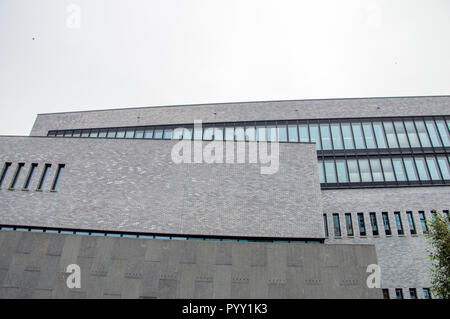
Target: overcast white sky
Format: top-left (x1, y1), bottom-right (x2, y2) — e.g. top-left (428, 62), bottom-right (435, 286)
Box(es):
top-left (0, 0), bottom-right (449, 136)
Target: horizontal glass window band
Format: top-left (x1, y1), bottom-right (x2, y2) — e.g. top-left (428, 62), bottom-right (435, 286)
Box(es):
top-left (46, 116), bottom-right (450, 151)
top-left (0, 224), bottom-right (324, 244)
top-left (319, 154), bottom-right (450, 188)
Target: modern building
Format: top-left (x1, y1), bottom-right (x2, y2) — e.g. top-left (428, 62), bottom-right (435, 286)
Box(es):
top-left (0, 95), bottom-right (448, 299)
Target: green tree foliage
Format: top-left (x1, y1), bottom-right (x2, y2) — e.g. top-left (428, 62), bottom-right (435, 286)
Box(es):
top-left (425, 211), bottom-right (450, 299)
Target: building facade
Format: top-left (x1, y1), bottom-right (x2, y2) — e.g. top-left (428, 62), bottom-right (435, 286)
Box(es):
top-left (0, 95), bottom-right (449, 298)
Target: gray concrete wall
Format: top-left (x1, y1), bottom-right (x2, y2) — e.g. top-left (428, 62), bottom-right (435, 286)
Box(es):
top-left (0, 231), bottom-right (381, 299)
top-left (0, 136), bottom-right (323, 239)
top-left (322, 187), bottom-right (450, 298)
top-left (30, 96), bottom-right (450, 136)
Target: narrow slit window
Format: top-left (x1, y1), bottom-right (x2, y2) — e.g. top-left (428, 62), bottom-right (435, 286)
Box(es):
top-left (370, 213), bottom-right (379, 236)
top-left (9, 163), bottom-right (25, 189)
top-left (333, 214), bottom-right (341, 237)
top-left (23, 163), bottom-right (38, 189)
top-left (382, 212), bottom-right (391, 235)
top-left (406, 212), bottom-right (416, 235)
top-left (0, 162), bottom-right (12, 188)
top-left (37, 164), bottom-right (52, 190)
top-left (323, 214), bottom-right (329, 237)
top-left (357, 213), bottom-right (366, 236)
top-left (418, 211), bottom-right (427, 232)
top-left (345, 213), bottom-right (354, 236)
top-left (51, 164), bottom-right (65, 191)
top-left (395, 212), bottom-right (404, 235)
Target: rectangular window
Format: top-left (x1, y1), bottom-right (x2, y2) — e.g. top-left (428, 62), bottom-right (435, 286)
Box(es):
top-left (443, 210), bottom-right (449, 222)
top-left (426, 157), bottom-right (442, 180)
top-left (403, 158), bottom-right (419, 181)
top-left (89, 130), bottom-right (99, 138)
top-left (425, 120), bottom-right (442, 147)
top-left (225, 127), bottom-right (234, 141)
top-left (395, 212), bottom-right (404, 235)
top-left (414, 120), bottom-right (432, 147)
top-left (245, 126), bottom-right (256, 141)
top-left (323, 214), bottom-right (329, 237)
top-left (345, 213), bottom-right (354, 236)
top-left (116, 130), bottom-right (125, 138)
top-left (324, 161), bottom-right (337, 183)
top-left (381, 158), bottom-right (396, 182)
top-left (267, 126), bottom-right (277, 142)
top-left (423, 288), bottom-right (431, 299)
top-left (341, 123), bottom-right (355, 149)
top-left (214, 127), bottom-right (223, 140)
top-left (404, 121), bottom-right (421, 147)
top-left (9, 163), bottom-right (25, 189)
top-left (362, 122), bottom-right (376, 149)
top-left (370, 158), bottom-right (384, 182)
top-left (336, 160), bottom-right (349, 183)
top-left (436, 156), bottom-right (450, 179)
top-left (414, 157), bottom-right (430, 181)
top-left (37, 164), bottom-right (51, 191)
top-left (172, 128), bottom-right (183, 140)
top-left (418, 211), bottom-right (427, 232)
top-left (287, 125), bottom-right (298, 142)
top-left (383, 122), bottom-right (399, 148)
top-left (184, 128), bottom-right (193, 140)
top-left (370, 213), bottom-right (379, 236)
top-left (72, 130), bottom-right (81, 137)
top-left (106, 130), bottom-right (116, 138)
top-left (235, 127), bottom-right (245, 141)
top-left (382, 212), bottom-right (391, 236)
top-left (298, 124), bottom-right (309, 142)
top-left (409, 288), bottom-right (417, 299)
top-left (320, 124), bottom-right (332, 150)
top-left (395, 289), bottom-right (403, 299)
top-left (51, 164), bottom-right (65, 191)
top-left (352, 123), bottom-right (366, 149)
top-left (372, 122), bottom-right (387, 148)
top-left (98, 130), bottom-right (107, 138)
top-left (406, 212), bottom-right (416, 235)
top-left (348, 159), bottom-right (360, 183)
top-left (333, 214), bottom-right (341, 237)
top-left (393, 121), bottom-right (410, 148)
top-left (163, 129), bottom-right (173, 140)
top-left (81, 130), bottom-right (90, 138)
top-left (382, 289), bottom-right (390, 299)
top-left (318, 161), bottom-right (325, 183)
top-left (23, 163), bottom-right (38, 189)
top-left (358, 159), bottom-right (372, 182)
top-left (125, 130), bottom-right (135, 138)
top-left (330, 123), bottom-right (343, 149)
top-left (309, 124), bottom-right (321, 150)
top-left (0, 162), bottom-right (12, 188)
top-left (392, 158), bottom-right (407, 181)
top-left (277, 125), bottom-right (287, 142)
top-left (144, 129), bottom-right (153, 139)
top-left (357, 213), bottom-right (366, 236)
top-left (203, 127), bottom-right (214, 140)
top-left (154, 129), bottom-right (163, 139)
top-left (435, 120), bottom-right (450, 147)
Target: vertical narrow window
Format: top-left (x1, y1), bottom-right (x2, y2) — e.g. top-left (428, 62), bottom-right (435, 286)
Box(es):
top-left (9, 163), bottom-right (25, 189)
top-left (23, 163), bottom-right (38, 189)
top-left (443, 210), bottom-right (449, 222)
top-left (0, 162), bottom-right (12, 188)
top-left (404, 121), bottom-right (420, 147)
top-left (298, 124), bottom-right (309, 142)
top-left (395, 289), bottom-right (403, 299)
top-left (225, 127), bottom-right (234, 141)
top-left (370, 159), bottom-right (384, 182)
top-left (370, 213), bottom-right (379, 236)
top-left (277, 125), bottom-right (287, 142)
top-left (372, 122), bottom-right (387, 148)
top-left (256, 126), bottom-right (266, 142)
top-left (352, 123), bottom-right (366, 149)
top-left (357, 213), bottom-right (366, 236)
top-left (320, 124), bottom-right (332, 150)
top-left (383, 122), bottom-right (399, 148)
top-left (336, 160), bottom-right (349, 183)
top-left (203, 127), bottom-right (214, 141)
top-left (330, 123), bottom-right (343, 149)
top-left (309, 124), bottom-right (321, 150)
top-left (381, 158), bottom-right (396, 182)
top-left (318, 161), bottom-right (325, 183)
top-left (345, 213), bottom-right (354, 236)
top-left (436, 156), bottom-right (450, 179)
top-left (348, 160), bottom-right (361, 183)
top-left (37, 164), bottom-right (51, 191)
top-left (406, 212), bottom-right (417, 235)
top-left (423, 288), bottom-right (431, 299)
top-left (392, 158), bottom-right (407, 181)
top-left (324, 160), bottom-right (337, 183)
top-left (266, 126), bottom-right (277, 142)
top-left (382, 212), bottom-right (391, 235)
top-left (395, 212), bottom-right (404, 235)
top-left (414, 120), bottom-right (432, 147)
top-left (333, 214), bottom-right (341, 237)
top-left (51, 164), bottom-right (65, 191)
top-left (435, 120), bottom-right (450, 147)
top-left (287, 125), bottom-right (298, 142)
top-left (358, 159), bottom-right (372, 182)
top-left (409, 288), bottom-right (417, 299)
top-left (382, 289), bottom-right (390, 299)
top-left (414, 157), bottom-right (430, 181)
top-left (393, 121), bottom-right (410, 148)
top-left (362, 122), bottom-right (376, 149)
top-left (214, 127), bottom-right (223, 141)
top-left (235, 127), bottom-right (245, 141)
top-left (426, 157), bottom-right (442, 180)
top-left (341, 123), bottom-right (355, 149)
top-left (418, 211), bottom-right (428, 232)
top-left (323, 214), bottom-right (329, 237)
top-left (425, 120), bottom-right (442, 147)
top-left (403, 157), bottom-right (419, 181)
top-left (245, 126), bottom-right (256, 141)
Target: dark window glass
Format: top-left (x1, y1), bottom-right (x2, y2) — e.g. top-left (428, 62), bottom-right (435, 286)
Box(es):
top-left (382, 212), bottom-right (391, 235)
top-left (423, 288), bottom-right (431, 299)
top-left (345, 214), bottom-right (354, 236)
top-left (358, 213), bottom-right (366, 236)
top-left (370, 213), bottom-right (379, 236)
top-left (333, 214), bottom-right (341, 237)
top-left (406, 212), bottom-right (416, 235)
top-left (382, 289), bottom-right (390, 299)
top-left (51, 164), bottom-right (65, 191)
top-left (323, 214), bottom-right (329, 237)
top-left (418, 212), bottom-right (427, 232)
top-left (9, 163), bottom-right (25, 189)
top-left (37, 164), bottom-right (51, 191)
top-left (23, 163), bottom-right (38, 189)
top-left (0, 162), bottom-right (12, 188)
top-left (409, 288), bottom-right (417, 299)
top-left (395, 288), bottom-right (403, 299)
top-left (395, 212), bottom-right (404, 235)
top-left (443, 210), bottom-right (449, 222)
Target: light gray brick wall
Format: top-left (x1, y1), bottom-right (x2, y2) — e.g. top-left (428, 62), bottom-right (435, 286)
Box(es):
top-left (30, 96), bottom-right (450, 136)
